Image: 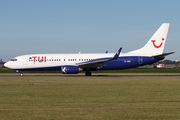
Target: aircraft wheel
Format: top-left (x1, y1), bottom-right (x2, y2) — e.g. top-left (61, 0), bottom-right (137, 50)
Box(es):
top-left (85, 71), bottom-right (91, 76)
top-left (20, 73), bottom-right (23, 77)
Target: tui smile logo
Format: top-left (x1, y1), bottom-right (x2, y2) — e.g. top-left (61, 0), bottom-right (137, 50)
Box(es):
top-left (151, 38), bottom-right (164, 48)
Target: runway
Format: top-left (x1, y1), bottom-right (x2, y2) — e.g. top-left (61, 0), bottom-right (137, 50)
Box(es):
top-left (1, 75), bottom-right (180, 78)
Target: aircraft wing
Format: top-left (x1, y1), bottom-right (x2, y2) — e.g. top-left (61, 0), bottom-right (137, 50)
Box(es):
top-left (76, 47), bottom-right (122, 69)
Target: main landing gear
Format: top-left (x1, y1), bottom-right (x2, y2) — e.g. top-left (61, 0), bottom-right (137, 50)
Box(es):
top-left (85, 71), bottom-right (91, 76)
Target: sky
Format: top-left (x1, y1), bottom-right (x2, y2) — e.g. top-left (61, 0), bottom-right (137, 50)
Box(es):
top-left (1, 0), bottom-right (180, 62)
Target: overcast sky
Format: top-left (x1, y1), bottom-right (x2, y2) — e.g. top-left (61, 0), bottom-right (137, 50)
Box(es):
top-left (1, 0), bottom-right (180, 62)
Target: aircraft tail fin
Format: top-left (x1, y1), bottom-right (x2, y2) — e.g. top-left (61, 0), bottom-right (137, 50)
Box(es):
top-left (129, 23), bottom-right (170, 55)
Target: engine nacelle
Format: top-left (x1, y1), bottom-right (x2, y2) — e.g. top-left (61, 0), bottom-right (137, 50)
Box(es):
top-left (61, 66), bottom-right (79, 74)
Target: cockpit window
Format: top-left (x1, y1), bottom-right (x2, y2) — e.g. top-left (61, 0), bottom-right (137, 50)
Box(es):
top-left (11, 58), bottom-right (17, 61)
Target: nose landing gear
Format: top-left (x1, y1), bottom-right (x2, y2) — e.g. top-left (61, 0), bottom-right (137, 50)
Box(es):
top-left (14, 70), bottom-right (24, 76)
top-left (20, 73), bottom-right (23, 77)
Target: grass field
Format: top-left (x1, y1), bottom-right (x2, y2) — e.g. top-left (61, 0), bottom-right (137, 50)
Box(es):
top-left (0, 77), bottom-right (180, 119)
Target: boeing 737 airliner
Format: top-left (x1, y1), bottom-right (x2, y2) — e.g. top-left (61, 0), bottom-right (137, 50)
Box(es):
top-left (4, 23), bottom-right (174, 76)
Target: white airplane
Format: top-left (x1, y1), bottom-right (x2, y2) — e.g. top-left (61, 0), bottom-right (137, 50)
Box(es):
top-left (4, 23), bottom-right (174, 76)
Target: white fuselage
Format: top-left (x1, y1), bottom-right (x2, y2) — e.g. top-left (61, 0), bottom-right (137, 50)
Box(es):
top-left (5, 53), bottom-right (144, 69)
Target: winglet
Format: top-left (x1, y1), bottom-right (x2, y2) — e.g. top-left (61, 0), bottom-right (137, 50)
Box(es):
top-left (112, 47), bottom-right (122, 60)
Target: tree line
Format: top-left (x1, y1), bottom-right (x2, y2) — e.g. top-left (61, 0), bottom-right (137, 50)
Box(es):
top-left (158, 60), bottom-right (179, 65)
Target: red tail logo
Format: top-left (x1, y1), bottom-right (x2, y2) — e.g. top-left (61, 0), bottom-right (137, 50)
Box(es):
top-left (151, 38), bottom-right (164, 48)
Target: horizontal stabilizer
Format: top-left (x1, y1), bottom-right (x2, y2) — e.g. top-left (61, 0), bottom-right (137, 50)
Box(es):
top-left (152, 52), bottom-right (175, 58)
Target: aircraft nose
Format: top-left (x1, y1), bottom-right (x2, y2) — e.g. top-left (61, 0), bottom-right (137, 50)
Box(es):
top-left (4, 62), bottom-right (10, 68)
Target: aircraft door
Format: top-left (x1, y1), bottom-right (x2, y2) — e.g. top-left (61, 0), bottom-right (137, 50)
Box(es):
top-left (138, 56), bottom-right (143, 64)
top-left (23, 57), bottom-right (28, 65)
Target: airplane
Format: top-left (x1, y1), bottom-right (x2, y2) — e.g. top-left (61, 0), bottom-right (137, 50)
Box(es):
top-left (4, 23), bottom-right (174, 76)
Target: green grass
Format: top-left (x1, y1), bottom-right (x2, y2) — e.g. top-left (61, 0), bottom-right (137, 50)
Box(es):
top-left (0, 77), bottom-right (180, 119)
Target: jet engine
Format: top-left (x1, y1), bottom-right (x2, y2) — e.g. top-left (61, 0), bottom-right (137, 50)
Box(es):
top-left (61, 66), bottom-right (79, 74)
